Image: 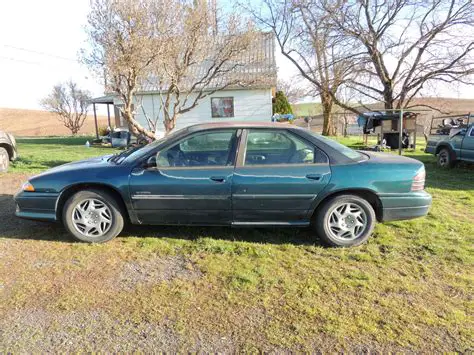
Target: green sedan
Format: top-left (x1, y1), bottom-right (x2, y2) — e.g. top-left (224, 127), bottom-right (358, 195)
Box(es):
top-left (15, 122), bottom-right (431, 247)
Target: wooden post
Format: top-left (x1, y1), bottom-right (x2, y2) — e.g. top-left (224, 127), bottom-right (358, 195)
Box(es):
top-left (107, 104), bottom-right (111, 128)
top-left (413, 114), bottom-right (417, 151)
top-left (398, 109), bottom-right (403, 155)
top-left (93, 103), bottom-right (99, 140)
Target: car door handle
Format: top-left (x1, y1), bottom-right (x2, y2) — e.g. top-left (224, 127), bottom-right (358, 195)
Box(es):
top-left (306, 174), bottom-right (322, 181)
top-left (210, 176), bottom-right (226, 182)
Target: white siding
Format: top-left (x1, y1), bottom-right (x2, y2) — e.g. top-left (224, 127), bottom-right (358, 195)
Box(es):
top-left (116, 89), bottom-right (273, 134)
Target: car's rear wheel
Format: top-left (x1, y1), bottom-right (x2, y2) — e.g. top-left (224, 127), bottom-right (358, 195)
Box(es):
top-left (0, 147), bottom-right (9, 173)
top-left (62, 189), bottom-right (124, 243)
top-left (437, 148), bottom-right (454, 169)
top-left (314, 195), bottom-right (376, 247)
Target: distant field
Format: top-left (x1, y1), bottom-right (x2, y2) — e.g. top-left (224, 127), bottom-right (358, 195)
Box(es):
top-left (0, 107), bottom-right (109, 137)
top-left (291, 102), bottom-right (323, 117)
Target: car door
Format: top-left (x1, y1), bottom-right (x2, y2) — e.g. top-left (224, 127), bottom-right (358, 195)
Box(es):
top-left (129, 129), bottom-right (239, 225)
top-left (460, 126), bottom-right (474, 162)
top-left (232, 128), bottom-right (331, 225)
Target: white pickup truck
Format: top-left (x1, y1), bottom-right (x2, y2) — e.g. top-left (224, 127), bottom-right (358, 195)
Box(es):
top-left (0, 130), bottom-right (18, 172)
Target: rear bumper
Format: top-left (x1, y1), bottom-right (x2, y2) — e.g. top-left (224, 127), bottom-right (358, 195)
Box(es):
top-left (14, 191), bottom-right (58, 222)
top-left (379, 191), bottom-right (432, 222)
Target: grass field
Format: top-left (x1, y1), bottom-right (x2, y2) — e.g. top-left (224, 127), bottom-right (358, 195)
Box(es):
top-left (0, 108), bottom-right (109, 137)
top-left (0, 135), bottom-right (473, 352)
top-left (11, 137), bottom-right (120, 173)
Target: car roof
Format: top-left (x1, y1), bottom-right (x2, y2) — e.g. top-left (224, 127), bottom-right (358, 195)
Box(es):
top-left (187, 121), bottom-right (300, 132)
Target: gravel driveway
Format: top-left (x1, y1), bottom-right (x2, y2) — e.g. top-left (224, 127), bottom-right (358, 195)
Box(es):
top-left (0, 173), bottom-right (220, 352)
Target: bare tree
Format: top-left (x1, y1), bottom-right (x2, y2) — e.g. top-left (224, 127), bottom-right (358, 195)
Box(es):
top-left (331, 0), bottom-right (474, 112)
top-left (40, 81), bottom-right (91, 135)
top-left (277, 78), bottom-right (308, 103)
top-left (84, 0), bottom-right (269, 138)
top-left (243, 0), bottom-right (360, 135)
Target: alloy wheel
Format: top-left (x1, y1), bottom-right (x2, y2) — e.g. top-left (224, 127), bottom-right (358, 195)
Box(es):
top-left (326, 202), bottom-right (367, 241)
top-left (72, 198), bottom-right (112, 237)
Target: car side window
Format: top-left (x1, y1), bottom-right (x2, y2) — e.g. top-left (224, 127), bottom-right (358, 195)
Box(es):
top-left (156, 130), bottom-right (237, 168)
top-left (470, 128), bottom-right (474, 137)
top-left (244, 129), bottom-right (328, 166)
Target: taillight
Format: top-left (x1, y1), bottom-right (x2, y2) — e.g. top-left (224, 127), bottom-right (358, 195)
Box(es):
top-left (411, 168), bottom-right (426, 191)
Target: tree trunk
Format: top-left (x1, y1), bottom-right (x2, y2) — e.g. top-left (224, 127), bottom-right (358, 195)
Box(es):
top-left (122, 110), bottom-right (155, 140)
top-left (343, 116), bottom-right (348, 137)
top-left (383, 85), bottom-right (398, 130)
top-left (163, 113), bottom-right (177, 134)
top-left (321, 94), bottom-right (336, 136)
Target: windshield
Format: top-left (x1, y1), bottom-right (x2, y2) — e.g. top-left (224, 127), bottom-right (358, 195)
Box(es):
top-left (309, 132), bottom-right (365, 161)
top-left (120, 127), bottom-right (190, 164)
top-left (108, 145), bottom-right (144, 164)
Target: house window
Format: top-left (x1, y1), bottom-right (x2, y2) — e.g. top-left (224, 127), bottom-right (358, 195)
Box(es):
top-left (211, 97), bottom-right (234, 118)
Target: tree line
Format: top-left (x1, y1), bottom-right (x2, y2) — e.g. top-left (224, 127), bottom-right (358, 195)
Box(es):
top-left (247, 0), bottom-right (474, 135)
top-left (42, 0), bottom-right (474, 137)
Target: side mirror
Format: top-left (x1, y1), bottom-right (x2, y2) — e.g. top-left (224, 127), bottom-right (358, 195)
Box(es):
top-left (144, 155), bottom-right (157, 169)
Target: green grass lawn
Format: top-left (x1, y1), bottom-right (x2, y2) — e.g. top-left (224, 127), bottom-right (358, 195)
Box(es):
top-left (11, 136), bottom-right (121, 173)
top-left (0, 135), bottom-right (473, 351)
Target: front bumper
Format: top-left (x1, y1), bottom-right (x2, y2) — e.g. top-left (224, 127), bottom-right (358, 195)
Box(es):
top-left (14, 191), bottom-right (59, 222)
top-left (379, 191), bottom-right (432, 222)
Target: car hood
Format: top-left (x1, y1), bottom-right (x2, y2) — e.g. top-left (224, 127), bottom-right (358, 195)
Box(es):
top-left (33, 155), bottom-right (114, 178)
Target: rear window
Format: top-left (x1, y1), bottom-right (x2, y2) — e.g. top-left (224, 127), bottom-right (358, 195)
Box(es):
top-left (309, 133), bottom-right (365, 161)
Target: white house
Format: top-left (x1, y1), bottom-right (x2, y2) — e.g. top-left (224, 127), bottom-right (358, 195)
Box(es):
top-left (91, 33), bottom-right (277, 137)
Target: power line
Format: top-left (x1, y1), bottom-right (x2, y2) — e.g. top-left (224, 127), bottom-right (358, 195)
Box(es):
top-left (0, 55), bottom-right (42, 66)
top-left (1, 44), bottom-right (78, 62)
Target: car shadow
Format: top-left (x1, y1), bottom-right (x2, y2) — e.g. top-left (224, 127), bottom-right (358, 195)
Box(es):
top-left (0, 193), bottom-right (71, 242)
top-left (0, 193), bottom-right (318, 246)
top-left (122, 224), bottom-right (318, 246)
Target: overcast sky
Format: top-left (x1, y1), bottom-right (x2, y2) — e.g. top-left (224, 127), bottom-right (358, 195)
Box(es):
top-left (0, 0), bottom-right (470, 112)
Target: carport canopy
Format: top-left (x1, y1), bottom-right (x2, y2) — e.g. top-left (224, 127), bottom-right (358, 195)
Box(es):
top-left (89, 94), bottom-right (116, 139)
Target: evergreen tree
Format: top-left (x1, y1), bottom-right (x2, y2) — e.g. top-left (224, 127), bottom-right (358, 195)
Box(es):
top-left (273, 91), bottom-right (293, 115)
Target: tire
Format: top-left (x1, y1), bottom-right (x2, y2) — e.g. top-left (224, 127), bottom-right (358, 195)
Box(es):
top-left (437, 148), bottom-right (455, 169)
top-left (62, 189), bottom-right (124, 243)
top-left (313, 194), bottom-right (376, 247)
top-left (0, 147), bottom-right (9, 173)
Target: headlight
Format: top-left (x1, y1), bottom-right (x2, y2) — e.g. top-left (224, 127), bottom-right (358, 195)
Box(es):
top-left (22, 181), bottom-right (35, 192)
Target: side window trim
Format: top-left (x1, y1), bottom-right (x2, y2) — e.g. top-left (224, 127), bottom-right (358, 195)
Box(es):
top-left (155, 129), bottom-right (239, 170)
top-left (236, 129), bottom-right (329, 168)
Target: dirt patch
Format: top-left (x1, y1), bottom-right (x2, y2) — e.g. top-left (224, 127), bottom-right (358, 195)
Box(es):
top-left (115, 255), bottom-right (203, 291)
top-left (0, 309), bottom-right (180, 352)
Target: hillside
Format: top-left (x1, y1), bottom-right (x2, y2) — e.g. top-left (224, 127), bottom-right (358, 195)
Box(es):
top-left (292, 102), bottom-right (322, 117)
top-left (0, 108), bottom-right (109, 137)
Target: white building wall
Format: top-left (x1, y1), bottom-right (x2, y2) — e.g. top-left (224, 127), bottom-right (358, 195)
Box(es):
top-left (123, 88), bottom-right (273, 134)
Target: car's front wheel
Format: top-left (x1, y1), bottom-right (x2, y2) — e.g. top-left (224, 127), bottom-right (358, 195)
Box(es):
top-left (314, 195), bottom-right (376, 247)
top-left (62, 189), bottom-right (124, 243)
top-left (0, 147), bottom-right (9, 173)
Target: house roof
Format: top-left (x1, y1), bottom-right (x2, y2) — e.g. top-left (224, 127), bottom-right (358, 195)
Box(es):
top-left (93, 32), bottom-right (277, 102)
top-left (90, 95), bottom-right (115, 104)
top-left (141, 32), bottom-right (277, 92)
